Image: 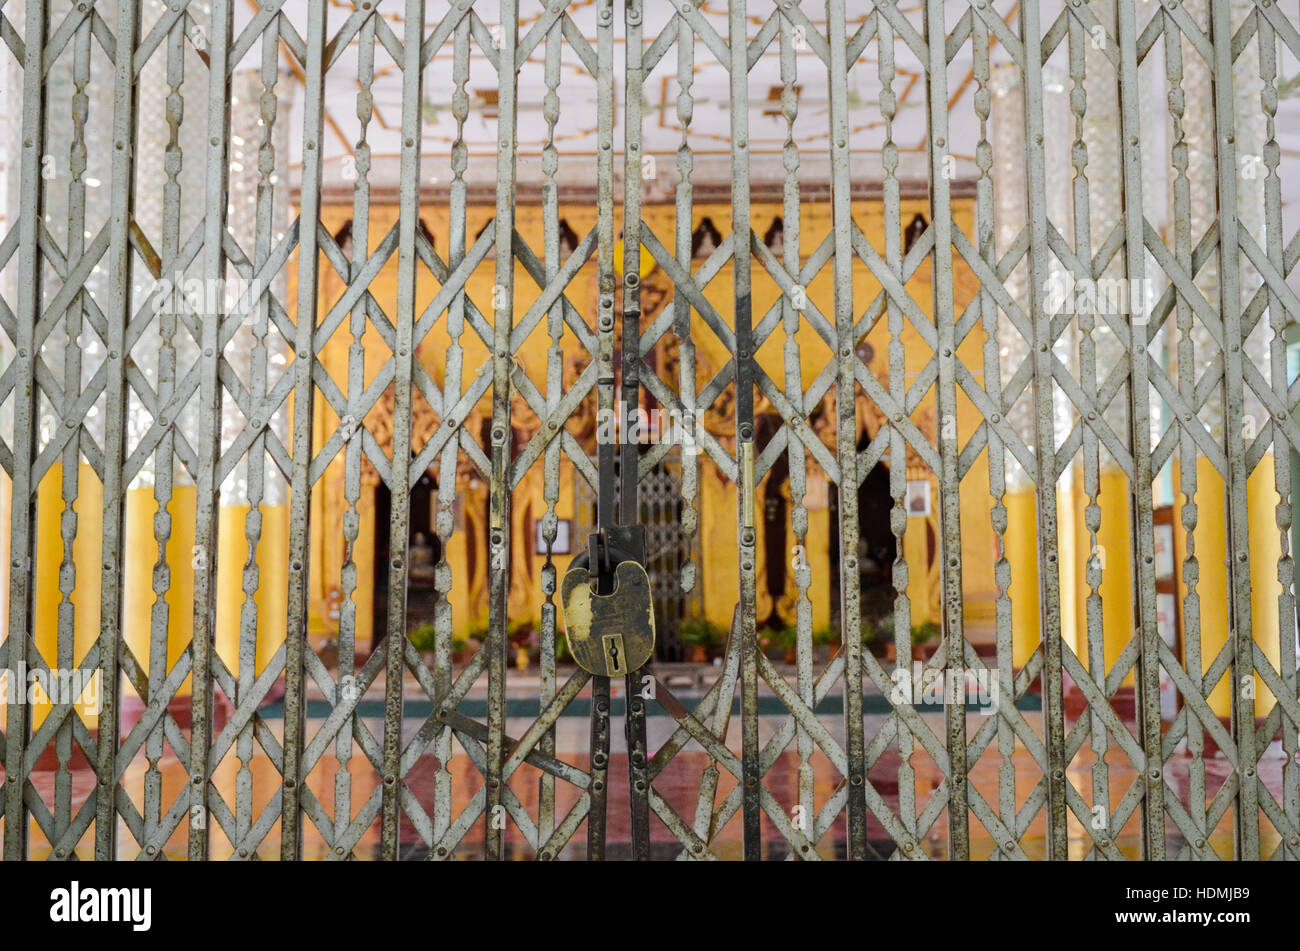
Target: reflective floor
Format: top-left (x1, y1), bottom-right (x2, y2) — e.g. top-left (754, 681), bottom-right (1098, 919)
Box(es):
top-left (8, 667), bottom-right (1293, 860)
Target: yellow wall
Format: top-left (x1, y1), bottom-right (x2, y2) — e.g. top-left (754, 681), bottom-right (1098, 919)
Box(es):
top-left (122, 485), bottom-right (197, 699)
top-left (215, 503), bottom-right (290, 676)
top-left (300, 198), bottom-right (1004, 644)
top-left (28, 462), bottom-right (103, 728)
top-left (1069, 467), bottom-right (1137, 688)
top-left (0, 198), bottom-right (1289, 740)
top-left (1173, 455), bottom-right (1284, 717)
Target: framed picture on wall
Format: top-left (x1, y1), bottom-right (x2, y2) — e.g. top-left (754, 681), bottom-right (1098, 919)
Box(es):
top-left (534, 518), bottom-right (572, 555)
top-left (905, 480), bottom-right (931, 518)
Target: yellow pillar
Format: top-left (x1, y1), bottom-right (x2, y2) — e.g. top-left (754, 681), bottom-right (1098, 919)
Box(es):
top-left (215, 502), bottom-right (290, 678)
top-left (30, 461), bottom-right (103, 730)
top-left (1057, 480), bottom-right (1077, 655)
top-left (1172, 457), bottom-right (1231, 716)
top-left (1005, 488), bottom-right (1039, 668)
top-left (1247, 455), bottom-right (1283, 717)
top-left (446, 520), bottom-right (468, 641)
top-left (808, 506), bottom-right (832, 632)
top-left (1079, 468), bottom-right (1136, 687)
top-left (902, 496), bottom-right (932, 627)
top-left (0, 469), bottom-right (9, 652)
top-left (702, 471), bottom-right (739, 630)
top-left (258, 504), bottom-right (290, 675)
top-left (0, 470), bottom-right (6, 733)
top-left (353, 488), bottom-right (375, 651)
top-left (215, 507), bottom-right (243, 675)
top-left (123, 484), bottom-right (197, 699)
top-left (1171, 456), bottom-right (1284, 719)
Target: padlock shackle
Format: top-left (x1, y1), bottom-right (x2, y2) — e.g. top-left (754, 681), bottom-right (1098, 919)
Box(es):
top-left (573, 525), bottom-right (647, 595)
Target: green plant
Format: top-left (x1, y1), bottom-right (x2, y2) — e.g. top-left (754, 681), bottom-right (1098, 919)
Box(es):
top-left (409, 623), bottom-right (437, 653)
top-left (508, 618), bottom-right (537, 646)
top-left (860, 614), bottom-right (895, 645)
top-left (452, 634), bottom-right (469, 655)
top-left (910, 620), bottom-right (941, 646)
top-left (680, 618), bottom-right (726, 647)
top-left (773, 626), bottom-right (798, 650)
top-left (812, 626), bottom-right (839, 647)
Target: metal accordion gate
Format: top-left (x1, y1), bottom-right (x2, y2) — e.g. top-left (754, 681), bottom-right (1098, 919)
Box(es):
top-left (1, 0), bottom-right (1298, 861)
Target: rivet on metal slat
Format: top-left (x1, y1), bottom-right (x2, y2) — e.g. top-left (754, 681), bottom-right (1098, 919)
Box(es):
top-left (93, 0), bottom-right (142, 862)
top-left (1018, 0), bottom-right (1069, 861)
top-left (1209, 0), bottom-right (1260, 861)
top-left (483, 0), bottom-right (519, 863)
top-left (187, 0), bottom-right (235, 864)
top-left (283, 0), bottom-right (330, 862)
top-left (380, 0), bottom-right (427, 862)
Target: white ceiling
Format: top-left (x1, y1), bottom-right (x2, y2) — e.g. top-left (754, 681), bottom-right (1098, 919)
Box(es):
top-left (232, 0), bottom-right (1300, 219)
top-left (1, 0), bottom-right (1298, 230)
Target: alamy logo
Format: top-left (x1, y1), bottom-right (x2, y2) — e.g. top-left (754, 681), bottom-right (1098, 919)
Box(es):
top-left (49, 882), bottom-right (151, 932)
top-left (1042, 272), bottom-right (1153, 322)
top-left (595, 399), bottom-right (701, 455)
top-left (889, 662), bottom-right (1000, 714)
top-left (0, 663), bottom-right (100, 714)
top-left (148, 272), bottom-right (268, 318)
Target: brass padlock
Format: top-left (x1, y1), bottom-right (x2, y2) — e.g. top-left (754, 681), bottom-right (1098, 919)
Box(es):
top-left (559, 560), bottom-right (656, 677)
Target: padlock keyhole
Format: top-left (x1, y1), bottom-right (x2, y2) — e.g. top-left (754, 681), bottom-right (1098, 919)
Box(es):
top-left (603, 634), bottom-right (625, 674)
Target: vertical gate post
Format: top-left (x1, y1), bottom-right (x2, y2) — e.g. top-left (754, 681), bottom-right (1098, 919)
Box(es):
top-left (433, 11), bottom-right (472, 852)
top-left (187, 0), bottom-right (235, 864)
top-left (1114, 0), bottom-right (1167, 861)
top-left (1018, 0), bottom-right (1069, 860)
top-left (3, 0), bottom-right (50, 862)
top-left (923, 0), bottom-right (970, 859)
top-left (622, 0), bottom-right (652, 860)
top-left (780, 0), bottom-right (814, 859)
top-left (95, 0), bottom-right (143, 861)
top-left (334, 7), bottom-right (376, 856)
top-left (1257, 4), bottom-right (1300, 862)
top-left (187, 0), bottom-right (235, 862)
top-left (728, 0), bottom-right (762, 862)
top-left (484, 0), bottom-right (519, 862)
top-left (824, 0), bottom-right (866, 860)
top-left (380, 0), bottom-right (429, 861)
top-left (1209, 0), bottom-right (1261, 861)
top-left (588, 0), bottom-right (616, 862)
top-left (284, 0), bottom-right (330, 862)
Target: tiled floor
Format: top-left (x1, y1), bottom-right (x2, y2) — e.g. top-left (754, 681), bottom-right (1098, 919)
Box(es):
top-left (8, 671), bottom-right (1293, 860)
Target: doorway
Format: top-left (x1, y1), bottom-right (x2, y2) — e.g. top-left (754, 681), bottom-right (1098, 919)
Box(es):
top-left (372, 465), bottom-right (440, 650)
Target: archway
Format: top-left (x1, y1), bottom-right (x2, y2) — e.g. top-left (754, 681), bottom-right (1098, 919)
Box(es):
top-left (856, 464), bottom-right (896, 624)
top-left (372, 465), bottom-right (441, 649)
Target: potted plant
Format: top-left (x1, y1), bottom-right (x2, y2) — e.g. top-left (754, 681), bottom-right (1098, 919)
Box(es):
top-left (775, 626), bottom-right (799, 665)
top-left (706, 620), bottom-right (730, 661)
top-left (509, 619), bottom-right (536, 670)
top-left (467, 622), bottom-right (489, 662)
top-left (553, 628), bottom-right (573, 665)
top-left (910, 620), bottom-right (942, 661)
top-left (529, 623), bottom-right (572, 666)
top-left (811, 626), bottom-right (837, 662)
top-left (680, 618), bottom-right (722, 663)
top-left (318, 638), bottom-right (340, 670)
top-left (861, 615), bottom-right (896, 662)
top-left (451, 634), bottom-right (469, 664)
top-left (409, 623), bottom-right (437, 667)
